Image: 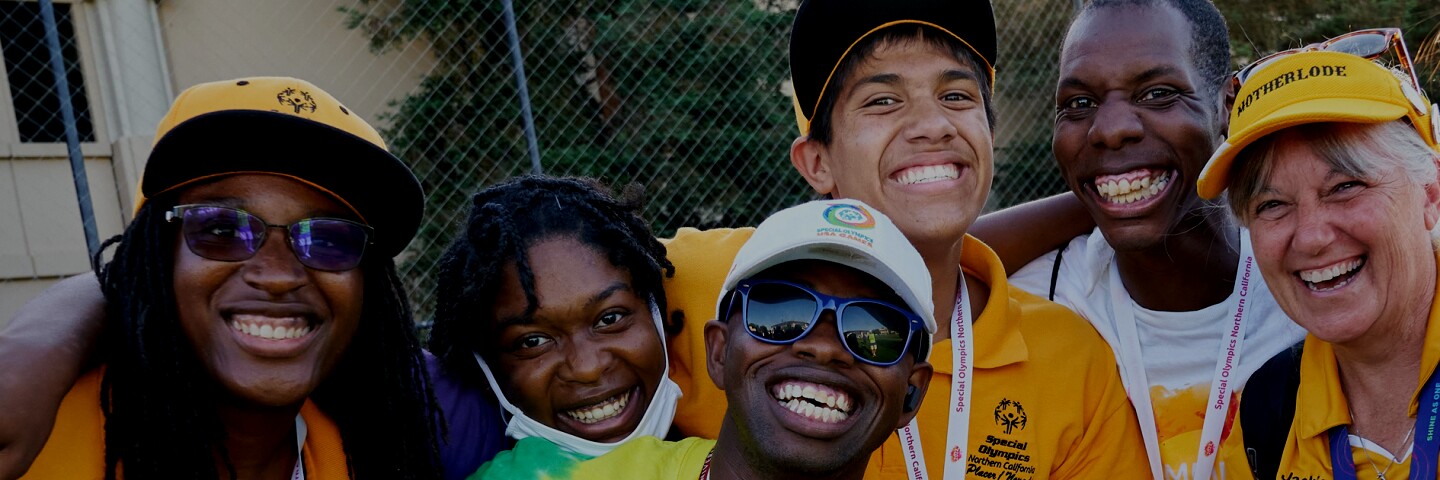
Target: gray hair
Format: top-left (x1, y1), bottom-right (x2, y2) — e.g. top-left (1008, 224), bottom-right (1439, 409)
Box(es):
top-left (1226, 120), bottom-right (1440, 228)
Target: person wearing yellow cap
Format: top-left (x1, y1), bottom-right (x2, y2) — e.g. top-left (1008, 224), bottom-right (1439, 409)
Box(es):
top-left (11, 77), bottom-right (443, 479)
top-left (1195, 30), bottom-right (1440, 480)
top-left (659, 0), bottom-right (1149, 478)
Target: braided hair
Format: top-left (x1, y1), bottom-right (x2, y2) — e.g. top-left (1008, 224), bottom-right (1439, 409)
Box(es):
top-left (429, 175), bottom-right (676, 382)
top-left (94, 195), bottom-right (441, 479)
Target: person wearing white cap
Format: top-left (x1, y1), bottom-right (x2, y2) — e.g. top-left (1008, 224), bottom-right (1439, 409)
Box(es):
top-left (660, 0), bottom-right (1149, 478)
top-left (545, 199), bottom-right (935, 480)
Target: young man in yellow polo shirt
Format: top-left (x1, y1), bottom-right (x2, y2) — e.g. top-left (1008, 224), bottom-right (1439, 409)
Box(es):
top-left (660, 0), bottom-right (1150, 478)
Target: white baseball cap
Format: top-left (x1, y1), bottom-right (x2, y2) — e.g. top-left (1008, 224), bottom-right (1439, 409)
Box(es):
top-left (719, 199), bottom-right (936, 360)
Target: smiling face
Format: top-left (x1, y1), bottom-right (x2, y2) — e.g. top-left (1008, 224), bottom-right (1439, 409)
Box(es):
top-left (172, 174), bottom-right (364, 408)
top-left (1244, 130), bottom-right (1440, 345)
top-left (1053, 5), bottom-right (1224, 251)
top-left (795, 38), bottom-right (993, 250)
top-left (486, 236), bottom-right (665, 443)
top-left (704, 260), bottom-right (930, 475)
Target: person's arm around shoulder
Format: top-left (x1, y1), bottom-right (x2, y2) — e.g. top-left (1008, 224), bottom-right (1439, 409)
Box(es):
top-left (0, 273), bottom-right (106, 480)
top-left (970, 193), bottom-right (1093, 276)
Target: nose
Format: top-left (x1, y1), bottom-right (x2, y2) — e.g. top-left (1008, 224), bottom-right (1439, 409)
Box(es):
top-left (558, 337), bottom-right (611, 385)
top-left (241, 229), bottom-right (308, 295)
top-left (903, 97), bottom-right (959, 144)
top-left (1087, 97), bottom-right (1144, 150)
top-left (1289, 203), bottom-right (1336, 258)
top-left (791, 310), bottom-right (855, 367)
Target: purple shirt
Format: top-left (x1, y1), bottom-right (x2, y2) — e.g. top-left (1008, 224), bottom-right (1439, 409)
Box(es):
top-left (426, 351), bottom-right (510, 480)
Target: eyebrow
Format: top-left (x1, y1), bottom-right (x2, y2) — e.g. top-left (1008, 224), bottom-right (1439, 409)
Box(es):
top-left (1258, 168), bottom-right (1347, 195)
top-left (853, 73), bottom-right (901, 89)
top-left (493, 282), bottom-right (633, 330)
top-left (940, 69), bottom-right (977, 83)
top-left (184, 196), bottom-right (352, 222)
top-left (1058, 65), bottom-right (1183, 90)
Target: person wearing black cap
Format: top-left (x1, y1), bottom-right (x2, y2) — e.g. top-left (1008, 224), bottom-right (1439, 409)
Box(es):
top-left (658, 0), bottom-right (1149, 478)
top-left (8, 77), bottom-right (444, 479)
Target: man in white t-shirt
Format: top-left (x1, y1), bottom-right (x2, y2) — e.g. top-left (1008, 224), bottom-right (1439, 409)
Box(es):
top-left (1001, 1), bottom-right (1306, 479)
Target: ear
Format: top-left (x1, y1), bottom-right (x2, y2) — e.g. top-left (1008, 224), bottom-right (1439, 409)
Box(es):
top-left (703, 319), bottom-right (730, 391)
top-left (1216, 79), bottom-right (1237, 138)
top-left (895, 360), bottom-right (933, 428)
top-left (791, 135), bottom-right (837, 196)
top-left (1424, 155), bottom-right (1440, 230)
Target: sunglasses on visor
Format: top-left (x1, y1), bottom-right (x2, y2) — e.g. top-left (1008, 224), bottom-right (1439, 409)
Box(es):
top-left (1233, 28), bottom-right (1430, 114)
top-left (721, 279), bottom-right (924, 366)
top-left (166, 204), bottom-right (373, 271)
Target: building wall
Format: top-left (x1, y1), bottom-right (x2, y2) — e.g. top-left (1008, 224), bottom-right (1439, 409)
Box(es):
top-left (0, 0), bottom-right (434, 328)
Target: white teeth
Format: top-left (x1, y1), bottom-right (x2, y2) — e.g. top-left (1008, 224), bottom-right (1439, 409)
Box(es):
top-left (564, 393), bottom-right (630, 424)
top-left (897, 164), bottom-right (960, 185)
top-left (230, 315), bottom-right (310, 340)
top-left (1095, 170), bottom-right (1172, 204)
top-left (1299, 258), bottom-right (1365, 286)
top-left (771, 380), bottom-right (854, 424)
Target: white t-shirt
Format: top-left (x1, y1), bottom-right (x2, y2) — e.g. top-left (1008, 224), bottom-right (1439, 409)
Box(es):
top-left (1012, 228), bottom-right (1306, 480)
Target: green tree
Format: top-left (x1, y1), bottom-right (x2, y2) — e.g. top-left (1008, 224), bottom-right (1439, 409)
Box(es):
top-left (1217, 0), bottom-right (1440, 94)
top-left (343, 0), bottom-right (808, 321)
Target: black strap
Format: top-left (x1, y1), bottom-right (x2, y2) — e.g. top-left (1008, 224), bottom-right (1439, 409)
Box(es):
top-left (1048, 244), bottom-right (1067, 301)
top-left (1243, 340), bottom-right (1305, 480)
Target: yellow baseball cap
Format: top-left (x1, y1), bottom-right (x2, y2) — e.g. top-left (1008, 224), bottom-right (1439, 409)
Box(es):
top-left (1198, 51), bottom-right (1440, 199)
top-left (137, 77), bottom-right (424, 256)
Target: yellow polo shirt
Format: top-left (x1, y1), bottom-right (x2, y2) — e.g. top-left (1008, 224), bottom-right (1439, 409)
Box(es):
top-left (661, 228), bottom-right (1151, 479)
top-left (1273, 253), bottom-right (1440, 480)
top-left (22, 369), bottom-right (351, 479)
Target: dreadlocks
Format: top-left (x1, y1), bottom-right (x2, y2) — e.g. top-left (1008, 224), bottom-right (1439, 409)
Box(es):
top-left (429, 175), bottom-right (676, 381)
top-left (94, 197), bottom-right (441, 479)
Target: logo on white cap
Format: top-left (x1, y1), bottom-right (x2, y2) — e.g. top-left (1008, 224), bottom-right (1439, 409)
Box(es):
top-left (823, 203), bottom-right (876, 229)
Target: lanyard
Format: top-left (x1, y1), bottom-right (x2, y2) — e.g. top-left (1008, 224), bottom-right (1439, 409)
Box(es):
top-left (899, 274), bottom-right (972, 480)
top-left (292, 413), bottom-right (307, 480)
top-left (1328, 365), bottom-right (1440, 480)
top-left (1112, 231), bottom-right (1256, 480)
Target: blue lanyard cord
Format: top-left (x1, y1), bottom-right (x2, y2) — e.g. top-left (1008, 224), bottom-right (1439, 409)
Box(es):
top-left (1329, 366), bottom-right (1440, 480)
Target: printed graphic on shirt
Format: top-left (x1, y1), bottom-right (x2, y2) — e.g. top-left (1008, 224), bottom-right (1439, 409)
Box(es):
top-left (1152, 384), bottom-right (1244, 480)
top-left (966, 399), bottom-right (1037, 480)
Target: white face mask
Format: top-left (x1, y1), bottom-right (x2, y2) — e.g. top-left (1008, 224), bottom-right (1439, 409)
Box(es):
top-left (471, 299), bottom-right (682, 458)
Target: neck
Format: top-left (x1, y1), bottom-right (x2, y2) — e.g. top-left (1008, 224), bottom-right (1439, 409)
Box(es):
top-left (1113, 211), bottom-right (1239, 311)
top-left (214, 400), bottom-right (303, 480)
top-left (920, 236), bottom-right (983, 342)
top-left (709, 420), bottom-right (868, 480)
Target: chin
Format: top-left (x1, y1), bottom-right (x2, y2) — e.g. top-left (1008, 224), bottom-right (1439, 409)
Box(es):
top-left (1095, 221), bottom-right (1171, 252)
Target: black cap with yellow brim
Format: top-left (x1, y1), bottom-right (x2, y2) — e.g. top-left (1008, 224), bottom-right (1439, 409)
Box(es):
top-left (1197, 51), bottom-right (1440, 199)
top-left (137, 77), bottom-right (424, 258)
top-left (788, 0), bottom-right (997, 135)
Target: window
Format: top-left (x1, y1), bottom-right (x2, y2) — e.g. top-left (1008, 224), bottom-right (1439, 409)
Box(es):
top-left (0, 0), bottom-right (96, 143)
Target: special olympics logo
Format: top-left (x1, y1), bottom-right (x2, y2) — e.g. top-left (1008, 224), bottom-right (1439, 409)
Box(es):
top-left (823, 204), bottom-right (876, 229)
top-left (1204, 441), bottom-right (1215, 457)
top-left (276, 88), bottom-right (318, 114)
top-left (994, 398), bottom-right (1027, 434)
top-left (949, 445), bottom-right (964, 462)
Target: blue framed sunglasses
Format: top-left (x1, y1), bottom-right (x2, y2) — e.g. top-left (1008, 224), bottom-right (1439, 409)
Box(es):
top-left (721, 279), bottom-right (924, 366)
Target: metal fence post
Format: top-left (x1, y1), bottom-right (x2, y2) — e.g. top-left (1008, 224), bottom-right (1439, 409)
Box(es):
top-left (38, 0), bottom-right (101, 265)
top-left (501, 0), bottom-right (543, 175)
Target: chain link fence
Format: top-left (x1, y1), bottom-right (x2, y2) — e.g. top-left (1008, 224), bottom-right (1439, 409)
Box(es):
top-left (341, 0), bottom-right (1077, 323)
top-left (2, 0), bottom-right (1437, 325)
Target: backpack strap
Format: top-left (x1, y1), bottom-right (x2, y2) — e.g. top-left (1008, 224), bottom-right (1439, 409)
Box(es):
top-left (1243, 340), bottom-right (1305, 480)
top-left (1048, 244), bottom-right (1067, 302)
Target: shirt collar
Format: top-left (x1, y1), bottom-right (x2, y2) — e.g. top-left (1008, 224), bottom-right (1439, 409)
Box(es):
top-left (957, 235), bottom-right (1029, 369)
